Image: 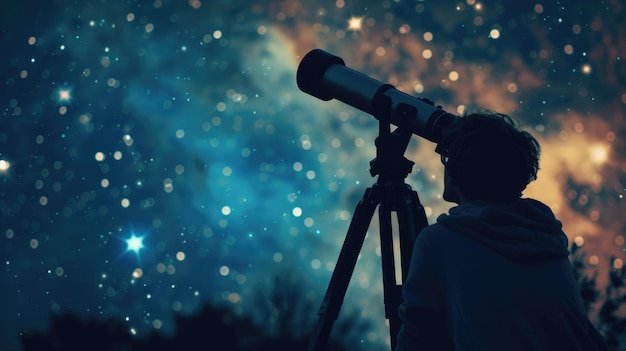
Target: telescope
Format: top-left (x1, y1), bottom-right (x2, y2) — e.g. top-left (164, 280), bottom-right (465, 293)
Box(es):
top-left (298, 50), bottom-right (458, 351)
top-left (296, 49), bottom-right (458, 144)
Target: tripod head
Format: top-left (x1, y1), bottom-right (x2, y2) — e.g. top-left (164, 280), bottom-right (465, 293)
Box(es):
top-left (369, 94), bottom-right (415, 183)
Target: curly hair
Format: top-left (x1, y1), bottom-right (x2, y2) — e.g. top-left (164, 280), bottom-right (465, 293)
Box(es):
top-left (439, 111), bottom-right (540, 201)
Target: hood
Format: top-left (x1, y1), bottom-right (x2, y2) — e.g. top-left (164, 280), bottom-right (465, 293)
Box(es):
top-left (437, 198), bottom-right (569, 262)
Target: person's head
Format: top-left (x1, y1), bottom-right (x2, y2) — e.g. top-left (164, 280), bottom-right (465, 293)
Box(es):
top-left (438, 111), bottom-right (540, 204)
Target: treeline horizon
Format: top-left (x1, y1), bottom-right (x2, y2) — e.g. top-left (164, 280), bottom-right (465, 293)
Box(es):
top-left (17, 243), bottom-right (626, 351)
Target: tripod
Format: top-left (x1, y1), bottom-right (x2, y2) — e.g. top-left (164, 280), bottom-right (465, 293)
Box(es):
top-left (307, 101), bottom-right (430, 351)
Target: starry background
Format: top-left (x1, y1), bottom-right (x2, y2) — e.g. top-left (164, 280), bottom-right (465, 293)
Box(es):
top-left (1, 0), bottom-right (625, 350)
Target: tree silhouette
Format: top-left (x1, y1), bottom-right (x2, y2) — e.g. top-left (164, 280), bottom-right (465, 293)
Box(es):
top-left (596, 256), bottom-right (626, 350)
top-left (20, 275), bottom-right (357, 351)
top-left (570, 243), bottom-right (626, 350)
top-left (21, 302), bottom-right (350, 351)
top-left (20, 246), bottom-right (626, 351)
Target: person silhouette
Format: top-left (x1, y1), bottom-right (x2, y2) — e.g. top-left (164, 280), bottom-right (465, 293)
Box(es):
top-left (395, 111), bottom-right (607, 351)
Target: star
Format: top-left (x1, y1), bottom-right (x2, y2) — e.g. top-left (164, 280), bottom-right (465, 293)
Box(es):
top-left (57, 88), bottom-right (72, 103)
top-left (125, 234), bottom-right (145, 253)
top-left (0, 159), bottom-right (10, 174)
top-left (347, 16), bottom-right (364, 32)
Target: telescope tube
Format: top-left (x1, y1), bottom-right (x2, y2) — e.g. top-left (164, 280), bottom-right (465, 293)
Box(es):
top-left (296, 49), bottom-right (457, 143)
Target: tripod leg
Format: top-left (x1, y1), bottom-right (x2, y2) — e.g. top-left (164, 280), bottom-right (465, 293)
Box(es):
top-left (378, 198), bottom-right (402, 349)
top-left (380, 184), bottom-right (430, 350)
top-left (307, 188), bottom-right (380, 351)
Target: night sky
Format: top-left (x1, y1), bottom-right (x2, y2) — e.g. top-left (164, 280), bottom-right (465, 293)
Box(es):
top-left (1, 1), bottom-right (625, 350)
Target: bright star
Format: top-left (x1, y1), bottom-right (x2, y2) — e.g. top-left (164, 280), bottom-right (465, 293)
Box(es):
top-left (348, 16), bottom-right (364, 32)
top-left (0, 159), bottom-right (10, 174)
top-left (57, 87), bottom-right (72, 103)
top-left (125, 234), bottom-right (145, 253)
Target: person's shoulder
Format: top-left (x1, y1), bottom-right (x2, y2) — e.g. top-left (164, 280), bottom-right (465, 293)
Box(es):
top-left (417, 222), bottom-right (457, 244)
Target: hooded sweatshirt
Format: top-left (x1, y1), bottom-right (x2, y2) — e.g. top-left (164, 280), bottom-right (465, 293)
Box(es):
top-left (395, 198), bottom-right (606, 351)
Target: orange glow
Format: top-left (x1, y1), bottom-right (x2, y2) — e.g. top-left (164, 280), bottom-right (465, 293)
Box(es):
top-left (589, 144), bottom-right (609, 164)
